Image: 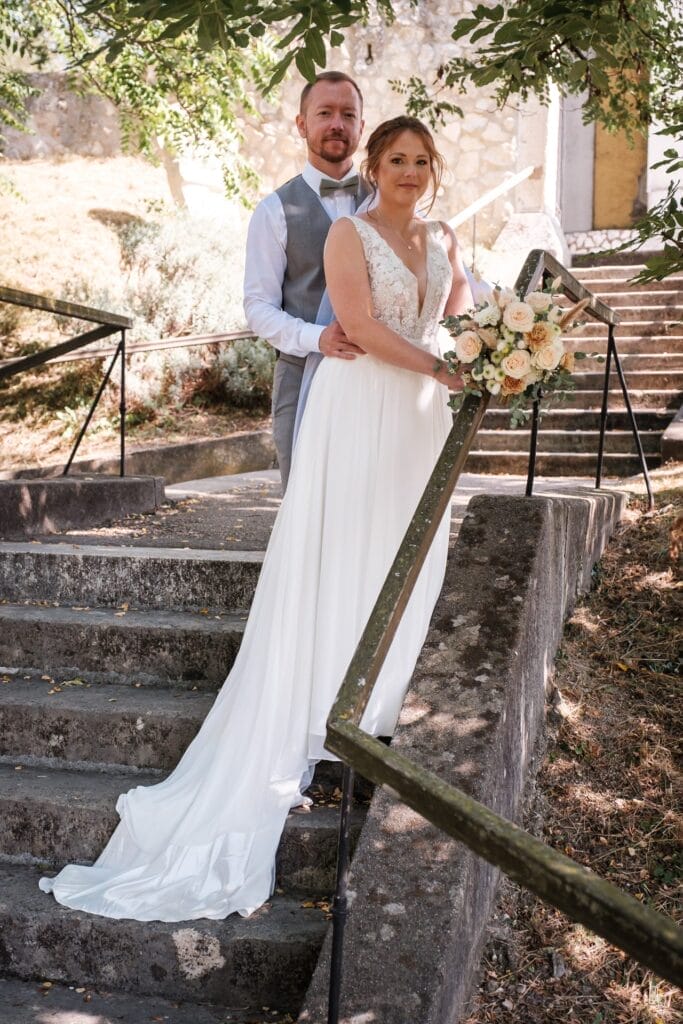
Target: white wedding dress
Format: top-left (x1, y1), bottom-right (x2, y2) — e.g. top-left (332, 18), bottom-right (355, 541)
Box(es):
top-left (40, 216), bottom-right (454, 922)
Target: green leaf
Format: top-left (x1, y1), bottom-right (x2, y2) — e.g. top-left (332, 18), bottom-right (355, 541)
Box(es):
top-left (330, 30), bottom-right (345, 46)
top-left (305, 27), bottom-right (326, 68)
top-left (451, 17), bottom-right (479, 41)
top-left (295, 47), bottom-right (316, 81)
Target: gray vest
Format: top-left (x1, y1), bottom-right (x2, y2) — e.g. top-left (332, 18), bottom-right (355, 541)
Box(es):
top-left (276, 174), bottom-right (370, 327)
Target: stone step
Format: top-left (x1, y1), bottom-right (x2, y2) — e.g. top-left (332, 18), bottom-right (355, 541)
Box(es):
top-left (0, 673), bottom-right (212, 769)
top-left (0, 543), bottom-right (263, 612)
top-left (0, 977), bottom-right (292, 1024)
top-left (464, 451), bottom-right (659, 476)
top-left (0, 604), bottom-right (246, 690)
top-left (575, 277), bottom-right (683, 293)
top-left (0, 863), bottom-right (328, 1009)
top-left (564, 335), bottom-right (683, 354)
top-left (570, 369), bottom-right (683, 390)
top-left (471, 429), bottom-right (661, 454)
top-left (587, 303), bottom-right (681, 323)
top-left (0, 764), bottom-right (359, 895)
top-left (490, 388), bottom-right (680, 411)
top-left (572, 265), bottom-right (683, 283)
top-left (572, 320), bottom-right (683, 338)
top-left (587, 289), bottom-right (683, 307)
top-left (481, 408), bottom-right (672, 431)
top-left (569, 353), bottom-right (683, 372)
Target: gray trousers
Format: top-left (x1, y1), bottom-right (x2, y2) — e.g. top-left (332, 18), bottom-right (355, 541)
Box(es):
top-left (272, 355), bottom-right (305, 491)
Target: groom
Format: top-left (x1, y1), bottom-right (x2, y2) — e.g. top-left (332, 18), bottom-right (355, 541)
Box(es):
top-left (244, 71), bottom-right (370, 489)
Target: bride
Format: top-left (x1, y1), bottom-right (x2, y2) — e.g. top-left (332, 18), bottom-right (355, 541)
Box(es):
top-left (40, 116), bottom-right (471, 922)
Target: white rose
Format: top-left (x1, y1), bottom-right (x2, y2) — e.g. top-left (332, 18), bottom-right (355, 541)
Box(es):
top-left (501, 349), bottom-right (532, 380)
top-left (532, 340), bottom-right (564, 371)
top-left (474, 303), bottom-right (501, 327)
top-left (548, 304), bottom-right (564, 324)
top-left (454, 330), bottom-right (482, 363)
top-left (526, 291), bottom-right (552, 313)
top-left (503, 301), bottom-right (535, 334)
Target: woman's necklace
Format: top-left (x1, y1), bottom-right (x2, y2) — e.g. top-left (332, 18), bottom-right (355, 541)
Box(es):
top-left (369, 210), bottom-right (416, 251)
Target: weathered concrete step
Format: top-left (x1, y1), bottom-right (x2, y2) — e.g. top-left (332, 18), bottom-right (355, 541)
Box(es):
top-left (587, 303), bottom-right (681, 322)
top-left (570, 369), bottom-right (683, 390)
top-left (0, 543), bottom-right (263, 612)
top-left (592, 288), bottom-right (683, 307)
top-left (576, 277), bottom-right (683, 293)
top-left (464, 451), bottom-right (659, 475)
top-left (481, 408), bottom-right (672, 431)
top-left (567, 353), bottom-right (683, 372)
top-left (529, 388), bottom-right (680, 410)
top-left (564, 336), bottom-right (683, 354)
top-left (0, 674), bottom-right (212, 769)
top-left (0, 604), bottom-right (246, 689)
top-left (0, 863), bottom-right (327, 1009)
top-left (471, 429), bottom-right (661, 454)
top-left (0, 765), bottom-right (360, 894)
top-left (0, 977), bottom-right (292, 1024)
top-left (572, 320), bottom-right (683, 338)
top-left (572, 265), bottom-right (683, 282)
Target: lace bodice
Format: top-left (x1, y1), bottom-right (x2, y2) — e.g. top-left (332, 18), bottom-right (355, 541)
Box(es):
top-left (349, 215), bottom-right (453, 352)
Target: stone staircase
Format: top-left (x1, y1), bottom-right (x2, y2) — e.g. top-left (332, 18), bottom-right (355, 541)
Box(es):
top-left (466, 264), bottom-right (683, 476)
top-left (0, 541), bottom-right (366, 1022)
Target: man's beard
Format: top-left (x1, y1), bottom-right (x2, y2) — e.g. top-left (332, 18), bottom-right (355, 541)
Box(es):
top-left (315, 136), bottom-right (352, 163)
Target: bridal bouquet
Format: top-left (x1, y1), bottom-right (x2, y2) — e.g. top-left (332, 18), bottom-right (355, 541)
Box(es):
top-left (442, 279), bottom-right (589, 428)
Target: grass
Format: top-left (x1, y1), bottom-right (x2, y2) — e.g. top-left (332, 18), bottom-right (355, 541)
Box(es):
top-left (464, 471), bottom-right (682, 1024)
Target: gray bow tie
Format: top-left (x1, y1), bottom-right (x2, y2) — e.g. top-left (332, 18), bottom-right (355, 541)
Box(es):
top-left (319, 175), bottom-right (359, 198)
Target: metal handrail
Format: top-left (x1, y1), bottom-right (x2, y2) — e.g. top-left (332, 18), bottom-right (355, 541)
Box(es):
top-left (0, 285), bottom-right (133, 477)
top-left (517, 250), bottom-right (654, 509)
top-left (324, 251), bottom-right (675, 1022)
top-left (0, 328), bottom-right (256, 370)
top-left (448, 164), bottom-right (535, 268)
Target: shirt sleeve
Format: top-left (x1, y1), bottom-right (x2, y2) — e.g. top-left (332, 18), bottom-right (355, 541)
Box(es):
top-left (243, 194), bottom-right (324, 359)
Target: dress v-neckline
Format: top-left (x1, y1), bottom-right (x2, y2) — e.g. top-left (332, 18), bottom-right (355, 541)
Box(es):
top-left (353, 216), bottom-right (431, 319)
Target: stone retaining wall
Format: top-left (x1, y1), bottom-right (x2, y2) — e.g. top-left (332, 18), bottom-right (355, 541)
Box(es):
top-left (300, 487), bottom-right (626, 1024)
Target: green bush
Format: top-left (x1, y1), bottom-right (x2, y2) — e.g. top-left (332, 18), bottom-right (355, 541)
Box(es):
top-left (57, 209), bottom-right (274, 414)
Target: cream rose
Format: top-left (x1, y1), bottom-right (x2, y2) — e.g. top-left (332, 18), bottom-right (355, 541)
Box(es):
top-left (526, 291), bottom-right (552, 313)
top-left (532, 340), bottom-right (564, 371)
top-left (500, 348), bottom-right (532, 380)
top-left (523, 367), bottom-right (544, 387)
top-left (502, 301), bottom-right (535, 334)
top-left (454, 330), bottom-right (482, 363)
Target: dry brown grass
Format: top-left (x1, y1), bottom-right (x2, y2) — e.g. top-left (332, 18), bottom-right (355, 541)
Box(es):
top-left (465, 473), bottom-right (682, 1024)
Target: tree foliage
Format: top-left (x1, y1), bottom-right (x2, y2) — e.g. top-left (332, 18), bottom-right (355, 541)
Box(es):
top-left (2, 1), bottom-right (682, 274)
top-left (0, 1), bottom-right (281, 204)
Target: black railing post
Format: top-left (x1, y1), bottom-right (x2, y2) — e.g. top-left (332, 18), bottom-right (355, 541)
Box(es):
top-left (609, 325), bottom-right (654, 511)
top-left (596, 327), bottom-right (614, 490)
top-left (119, 328), bottom-right (127, 477)
top-left (328, 764), bottom-right (355, 1024)
top-left (525, 395), bottom-right (541, 497)
top-left (63, 343), bottom-right (122, 477)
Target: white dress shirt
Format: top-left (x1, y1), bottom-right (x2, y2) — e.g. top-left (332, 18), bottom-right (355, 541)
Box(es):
top-left (243, 161), bottom-right (361, 359)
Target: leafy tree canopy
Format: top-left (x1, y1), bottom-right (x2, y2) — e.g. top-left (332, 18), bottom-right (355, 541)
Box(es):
top-left (2, 1), bottom-right (682, 275)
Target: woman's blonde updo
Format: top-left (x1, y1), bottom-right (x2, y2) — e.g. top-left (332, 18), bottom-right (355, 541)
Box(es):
top-left (361, 115), bottom-right (445, 212)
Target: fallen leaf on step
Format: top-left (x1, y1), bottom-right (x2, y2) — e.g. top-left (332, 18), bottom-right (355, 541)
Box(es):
top-left (41, 674), bottom-right (52, 681)
top-left (120, 602), bottom-right (130, 612)
top-left (62, 678), bottom-right (85, 687)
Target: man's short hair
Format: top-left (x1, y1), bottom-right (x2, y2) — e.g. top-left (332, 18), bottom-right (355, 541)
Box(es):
top-left (299, 71), bottom-right (364, 113)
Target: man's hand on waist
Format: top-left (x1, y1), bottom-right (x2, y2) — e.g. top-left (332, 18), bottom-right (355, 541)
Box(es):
top-left (319, 320), bottom-right (366, 359)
